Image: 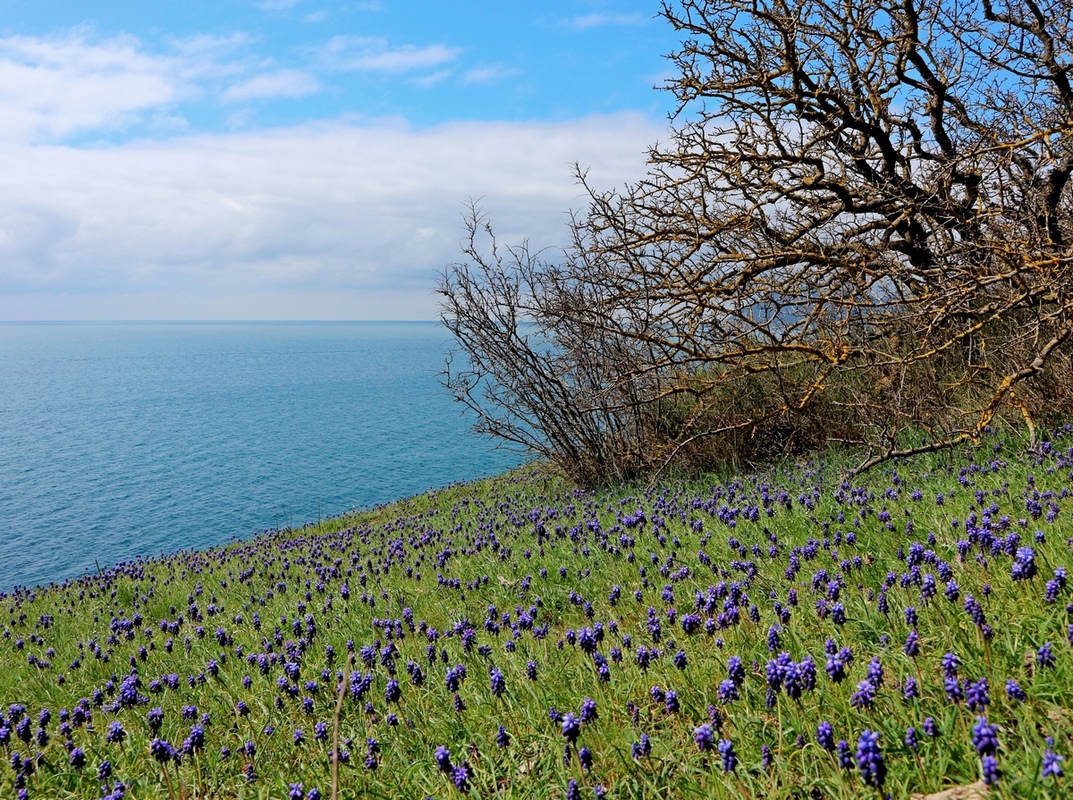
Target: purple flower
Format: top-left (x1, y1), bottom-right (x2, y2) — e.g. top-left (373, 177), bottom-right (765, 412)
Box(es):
top-left (451, 764), bottom-right (470, 791)
top-left (850, 679), bottom-right (876, 709)
top-left (578, 746), bottom-right (593, 770)
top-left (966, 677), bottom-right (989, 711)
top-left (664, 689), bottom-right (679, 713)
top-left (150, 738), bottom-right (176, 764)
top-left (489, 668), bottom-right (506, 698)
top-left (825, 653), bottom-right (847, 683)
top-left (495, 725), bottom-right (510, 748)
top-left (971, 717), bottom-right (999, 755)
top-left (694, 723), bottom-right (714, 752)
top-left (579, 697), bottom-right (598, 724)
top-left (941, 652), bottom-right (959, 678)
top-left (1043, 748), bottom-right (1064, 778)
top-left (716, 655), bottom-right (741, 687)
top-left (982, 754), bottom-right (1000, 785)
top-left (856, 729), bottom-right (885, 789)
top-left (717, 739), bottom-right (737, 772)
top-left (187, 723), bottom-right (205, 752)
top-left (903, 676), bottom-right (918, 701)
top-left (1038, 642), bottom-right (1057, 669)
top-left (1006, 679), bottom-right (1027, 702)
top-left (1011, 547), bottom-right (1037, 581)
top-left (434, 745), bottom-right (452, 773)
top-left (631, 733), bottom-right (651, 759)
top-left (817, 720), bottom-right (835, 751)
top-left (837, 739), bottom-right (853, 770)
top-left (904, 630), bottom-right (919, 658)
top-left (561, 713), bottom-right (581, 744)
top-left (106, 721), bottom-right (126, 744)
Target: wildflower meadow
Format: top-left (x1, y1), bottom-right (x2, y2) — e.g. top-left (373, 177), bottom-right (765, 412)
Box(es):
top-left (3, 428), bottom-right (1073, 798)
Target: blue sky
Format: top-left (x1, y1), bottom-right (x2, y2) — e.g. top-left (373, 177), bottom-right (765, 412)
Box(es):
top-left (0, 1), bottom-right (678, 319)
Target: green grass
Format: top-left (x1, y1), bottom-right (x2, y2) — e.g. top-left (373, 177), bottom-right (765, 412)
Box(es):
top-left (2, 431), bottom-right (1072, 799)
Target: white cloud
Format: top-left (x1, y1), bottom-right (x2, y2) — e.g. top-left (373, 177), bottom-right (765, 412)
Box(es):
top-left (563, 13), bottom-right (649, 30)
top-left (221, 69), bottom-right (321, 103)
top-left (0, 114), bottom-right (666, 319)
top-left (0, 30), bottom-right (265, 143)
top-left (463, 64), bottom-right (519, 85)
top-left (320, 36), bottom-right (461, 73)
top-left (0, 31), bottom-right (188, 142)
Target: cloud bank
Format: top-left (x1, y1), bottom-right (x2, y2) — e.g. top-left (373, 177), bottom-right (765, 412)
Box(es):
top-left (0, 25), bottom-right (669, 320)
top-left (0, 115), bottom-right (664, 320)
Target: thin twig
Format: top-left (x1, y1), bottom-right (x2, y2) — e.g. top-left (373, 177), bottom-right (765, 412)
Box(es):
top-left (332, 651), bottom-right (354, 800)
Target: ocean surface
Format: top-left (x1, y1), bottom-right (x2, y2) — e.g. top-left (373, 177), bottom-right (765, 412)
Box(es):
top-left (0, 321), bottom-right (523, 591)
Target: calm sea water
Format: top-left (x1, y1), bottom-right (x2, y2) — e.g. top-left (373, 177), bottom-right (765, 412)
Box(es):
top-left (0, 322), bottom-right (522, 591)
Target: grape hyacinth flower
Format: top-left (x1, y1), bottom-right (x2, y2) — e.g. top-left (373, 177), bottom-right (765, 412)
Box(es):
top-left (489, 668), bottom-right (506, 698)
top-left (451, 764), bottom-right (470, 792)
top-left (941, 652), bottom-right (959, 678)
top-left (966, 678), bottom-right (989, 712)
top-left (727, 655), bottom-right (745, 686)
top-left (717, 739), bottom-right (737, 772)
top-left (1011, 547), bottom-right (1037, 581)
top-left (837, 740), bottom-right (854, 771)
top-left (905, 727), bottom-right (918, 750)
top-left (631, 733), bottom-right (651, 759)
top-left (856, 729), bottom-right (886, 789)
top-left (904, 630), bottom-right (919, 658)
top-left (694, 723), bottom-right (715, 752)
top-left (1043, 743), bottom-right (1064, 778)
top-left (561, 713), bottom-right (581, 744)
top-left (1006, 679), bottom-right (1027, 703)
top-left (578, 746), bottom-right (593, 770)
top-left (579, 697), bottom-right (598, 724)
top-left (817, 720), bottom-right (835, 752)
top-left (971, 717), bottom-right (999, 756)
top-left (982, 754), bottom-right (1000, 786)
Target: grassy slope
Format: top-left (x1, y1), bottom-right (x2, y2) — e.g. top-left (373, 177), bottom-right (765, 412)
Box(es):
top-left (2, 430), bottom-right (1073, 799)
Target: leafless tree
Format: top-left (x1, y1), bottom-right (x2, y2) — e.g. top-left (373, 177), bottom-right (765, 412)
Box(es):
top-left (441, 0), bottom-right (1073, 484)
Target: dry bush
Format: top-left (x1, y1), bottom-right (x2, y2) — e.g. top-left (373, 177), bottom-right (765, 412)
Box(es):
top-left (441, 0), bottom-right (1073, 485)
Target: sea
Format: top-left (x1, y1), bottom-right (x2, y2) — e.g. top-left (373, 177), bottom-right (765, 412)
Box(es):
top-left (0, 321), bottom-right (523, 592)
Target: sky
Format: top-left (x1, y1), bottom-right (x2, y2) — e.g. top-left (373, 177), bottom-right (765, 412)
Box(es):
top-left (0, 1), bottom-right (679, 320)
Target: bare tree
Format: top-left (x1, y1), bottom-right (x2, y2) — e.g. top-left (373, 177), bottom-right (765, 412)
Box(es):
top-left (441, 0), bottom-right (1073, 483)
top-left (440, 208), bottom-right (674, 486)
